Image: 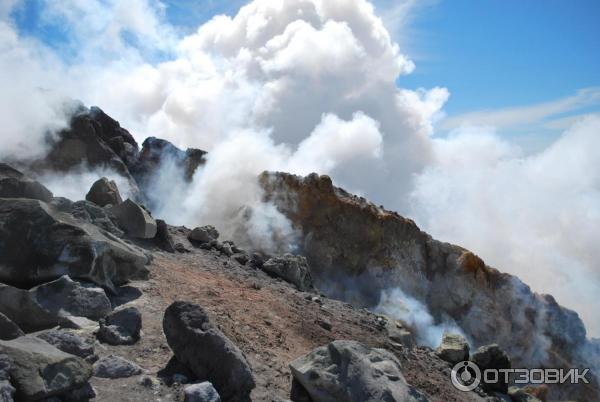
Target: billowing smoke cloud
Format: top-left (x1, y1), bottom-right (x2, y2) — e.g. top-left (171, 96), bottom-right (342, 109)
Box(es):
top-left (1, 0), bottom-right (599, 339)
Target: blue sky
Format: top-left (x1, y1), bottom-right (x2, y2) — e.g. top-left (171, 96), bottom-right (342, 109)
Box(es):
top-left (396, 0), bottom-right (600, 113)
top-left (11, 0), bottom-right (600, 146)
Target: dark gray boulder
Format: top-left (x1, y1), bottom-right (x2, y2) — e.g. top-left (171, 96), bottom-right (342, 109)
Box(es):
top-left (0, 163), bottom-right (53, 202)
top-left (435, 333), bottom-right (469, 365)
top-left (472, 344), bottom-right (511, 393)
top-left (289, 340), bottom-right (428, 402)
top-left (93, 355), bottom-right (142, 379)
top-left (0, 336), bottom-right (92, 401)
top-left (0, 198), bottom-right (149, 291)
top-left (35, 330), bottom-right (96, 363)
top-left (163, 301), bottom-right (255, 402)
top-left (0, 276), bottom-right (111, 332)
top-left (262, 254), bottom-right (314, 291)
top-left (184, 382), bottom-right (221, 402)
top-left (97, 306), bottom-right (142, 345)
top-left (155, 219), bottom-right (175, 253)
top-left (0, 313), bottom-right (23, 341)
top-left (70, 200), bottom-right (124, 237)
top-left (108, 199), bottom-right (157, 239)
top-left (85, 177), bottom-right (123, 207)
top-left (188, 226), bottom-right (219, 243)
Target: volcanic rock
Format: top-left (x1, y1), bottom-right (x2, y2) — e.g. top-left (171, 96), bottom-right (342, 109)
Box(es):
top-left (69, 200), bottom-right (124, 237)
top-left (471, 344), bottom-right (511, 393)
top-left (184, 382), bottom-right (221, 402)
top-left (85, 177), bottom-right (123, 207)
top-left (34, 106), bottom-right (141, 198)
top-left (0, 276), bottom-right (111, 332)
top-left (259, 171), bottom-right (593, 400)
top-left (108, 199), bottom-right (157, 239)
top-left (155, 219), bottom-right (176, 253)
top-left (188, 226), bottom-right (219, 244)
top-left (262, 254), bottom-right (314, 292)
top-left (97, 306), bottom-right (142, 345)
top-left (0, 313), bottom-right (24, 340)
top-left (36, 330), bottom-right (96, 363)
top-left (289, 340), bottom-right (428, 402)
top-left (0, 336), bottom-right (92, 401)
top-left (436, 333), bottom-right (469, 365)
top-left (0, 198), bottom-right (149, 291)
top-left (93, 355), bottom-right (142, 379)
top-left (0, 163), bottom-right (53, 202)
top-left (163, 301), bottom-right (255, 402)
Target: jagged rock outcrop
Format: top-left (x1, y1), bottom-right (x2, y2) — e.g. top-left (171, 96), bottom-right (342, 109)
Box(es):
top-left (0, 163), bottom-right (53, 202)
top-left (31, 105), bottom-right (141, 199)
top-left (0, 336), bottom-right (93, 401)
top-left (260, 171), bottom-right (597, 401)
top-left (289, 340), bottom-right (428, 402)
top-left (163, 301), bottom-right (255, 402)
top-left (0, 197), bottom-right (149, 291)
top-left (86, 177), bottom-right (123, 207)
top-left (132, 136), bottom-right (206, 186)
top-left (0, 276), bottom-right (111, 332)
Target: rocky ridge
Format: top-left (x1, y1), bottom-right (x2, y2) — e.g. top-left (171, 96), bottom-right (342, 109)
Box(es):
top-left (0, 105), bottom-right (597, 401)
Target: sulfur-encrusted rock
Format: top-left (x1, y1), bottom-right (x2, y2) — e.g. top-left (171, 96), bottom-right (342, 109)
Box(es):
top-left (436, 333), bottom-right (469, 365)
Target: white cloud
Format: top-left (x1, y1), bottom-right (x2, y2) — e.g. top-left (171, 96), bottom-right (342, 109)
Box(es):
top-left (440, 87), bottom-right (600, 132)
top-left (1, 0), bottom-right (600, 340)
top-left (411, 116), bottom-right (600, 336)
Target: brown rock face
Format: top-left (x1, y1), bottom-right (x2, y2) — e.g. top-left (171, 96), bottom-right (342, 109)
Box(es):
top-left (260, 171), bottom-right (599, 401)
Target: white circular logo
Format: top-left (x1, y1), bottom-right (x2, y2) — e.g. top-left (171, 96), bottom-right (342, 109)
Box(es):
top-left (451, 361), bottom-right (481, 392)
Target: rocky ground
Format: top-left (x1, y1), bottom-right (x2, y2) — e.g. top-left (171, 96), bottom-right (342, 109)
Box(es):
top-left (84, 232), bottom-right (486, 402)
top-left (2, 105), bottom-right (597, 402)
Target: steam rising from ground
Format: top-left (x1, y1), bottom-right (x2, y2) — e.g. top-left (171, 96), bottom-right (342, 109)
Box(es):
top-left (375, 287), bottom-right (466, 348)
top-left (1, 0), bottom-right (599, 336)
